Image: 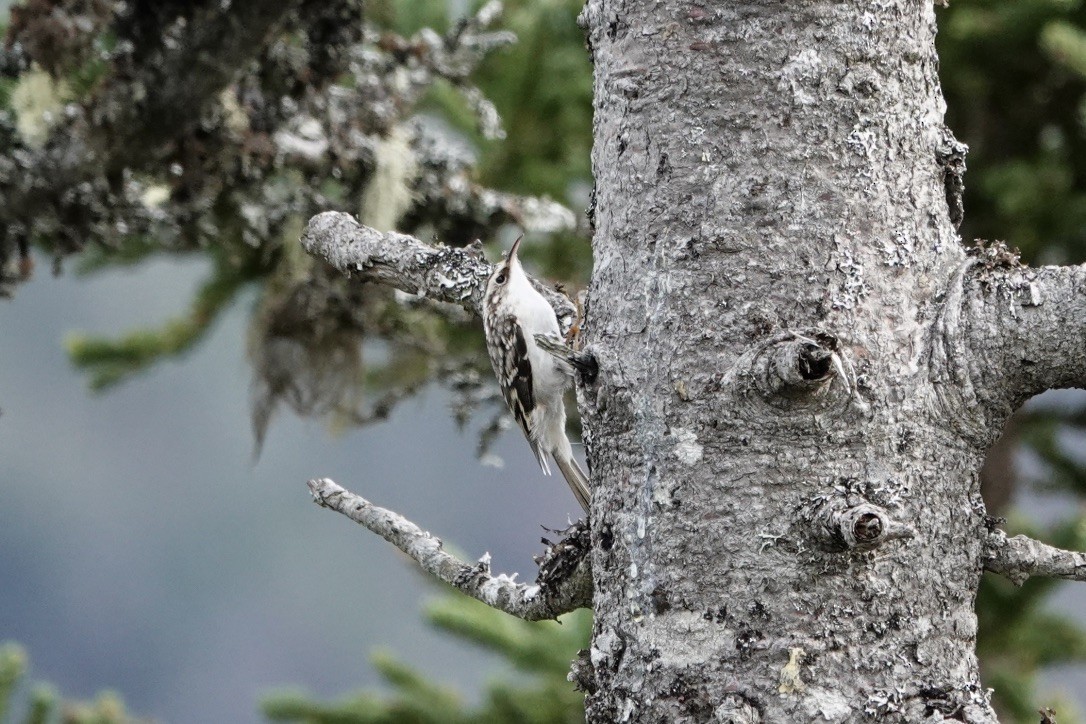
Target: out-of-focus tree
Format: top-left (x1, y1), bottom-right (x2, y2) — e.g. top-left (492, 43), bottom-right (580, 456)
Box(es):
top-left (939, 0), bottom-right (1086, 264)
top-left (1, 0), bottom-right (581, 453)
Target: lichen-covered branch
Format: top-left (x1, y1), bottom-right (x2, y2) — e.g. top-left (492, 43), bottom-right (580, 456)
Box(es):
top-left (952, 248), bottom-right (1086, 425)
top-left (101, 0), bottom-right (304, 171)
top-left (300, 212), bottom-right (577, 325)
top-left (3, 0), bottom-right (580, 449)
top-left (985, 530), bottom-right (1086, 586)
top-left (2, 0), bottom-right (305, 253)
top-left (0, 0), bottom-right (576, 296)
top-left (307, 477), bottom-right (591, 620)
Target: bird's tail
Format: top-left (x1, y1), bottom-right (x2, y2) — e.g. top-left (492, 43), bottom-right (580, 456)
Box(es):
top-left (554, 454), bottom-right (591, 513)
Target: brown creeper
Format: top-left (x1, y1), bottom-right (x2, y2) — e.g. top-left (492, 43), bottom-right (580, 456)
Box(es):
top-left (483, 236), bottom-right (591, 512)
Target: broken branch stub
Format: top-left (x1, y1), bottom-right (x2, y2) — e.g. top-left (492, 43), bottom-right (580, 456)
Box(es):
top-left (985, 530), bottom-right (1086, 586)
top-left (752, 331), bottom-right (852, 404)
top-left (815, 500), bottom-right (916, 552)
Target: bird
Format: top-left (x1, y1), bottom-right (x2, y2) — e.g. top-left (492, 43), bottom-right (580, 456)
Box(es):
top-left (482, 235), bottom-right (591, 512)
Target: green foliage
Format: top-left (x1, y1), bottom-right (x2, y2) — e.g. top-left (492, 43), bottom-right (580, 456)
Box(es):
top-left (369, 0), bottom-right (594, 281)
top-left (469, 0), bottom-right (594, 282)
top-left (0, 17), bottom-right (11, 112)
top-left (375, 0), bottom-right (594, 199)
top-left (366, 0), bottom-right (449, 35)
top-left (0, 643), bottom-right (24, 719)
top-left (472, 0), bottom-right (593, 199)
top-left (63, 30), bottom-right (115, 99)
top-left (65, 241), bottom-right (273, 390)
top-left (0, 77), bottom-right (15, 111)
top-left (1043, 20), bottom-right (1086, 79)
top-left (938, 0), bottom-right (1086, 261)
top-left (0, 642), bottom-right (143, 724)
top-left (262, 593), bottom-right (589, 724)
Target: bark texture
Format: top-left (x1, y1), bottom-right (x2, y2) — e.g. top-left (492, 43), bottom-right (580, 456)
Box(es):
top-left (578, 1), bottom-right (1005, 721)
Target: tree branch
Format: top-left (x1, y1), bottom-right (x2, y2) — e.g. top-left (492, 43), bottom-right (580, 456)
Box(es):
top-left (14, 0), bottom-right (301, 193)
top-left (307, 477), bottom-right (591, 620)
top-left (300, 212), bottom-right (577, 324)
top-left (984, 530), bottom-right (1086, 586)
top-left (0, 0), bottom-right (303, 291)
top-left (109, 0), bottom-right (304, 169)
top-left (954, 250), bottom-right (1086, 420)
top-left (2, 0), bottom-right (564, 296)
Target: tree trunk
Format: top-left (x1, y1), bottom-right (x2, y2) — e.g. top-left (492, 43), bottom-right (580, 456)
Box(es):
top-left (579, 1), bottom-right (1007, 721)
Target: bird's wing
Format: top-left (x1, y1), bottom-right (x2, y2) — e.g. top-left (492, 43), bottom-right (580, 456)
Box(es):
top-left (493, 316), bottom-right (550, 474)
top-left (532, 333), bottom-right (575, 377)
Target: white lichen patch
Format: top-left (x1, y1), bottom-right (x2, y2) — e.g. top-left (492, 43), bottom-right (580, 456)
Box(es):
top-left (1024, 282), bottom-right (1043, 307)
top-left (805, 687), bottom-right (851, 721)
top-left (359, 124), bottom-right (418, 232)
top-left (140, 184), bottom-right (171, 209)
top-left (514, 195), bottom-right (577, 233)
top-left (670, 427), bottom-right (703, 465)
top-left (651, 482), bottom-right (674, 507)
top-left (778, 647), bottom-right (807, 694)
top-left (779, 49), bottom-right (823, 106)
top-left (274, 115), bottom-right (330, 161)
top-left (830, 244), bottom-right (869, 310)
top-left (219, 87), bottom-right (250, 136)
top-left (846, 122), bottom-right (877, 159)
top-left (11, 65), bottom-right (71, 148)
top-left (881, 230), bottom-right (914, 268)
top-left (479, 452), bottom-right (505, 468)
top-left (591, 626), bottom-right (622, 669)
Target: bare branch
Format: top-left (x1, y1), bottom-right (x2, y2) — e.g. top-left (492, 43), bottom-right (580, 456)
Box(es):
top-left (951, 251), bottom-right (1086, 421)
top-left (984, 530), bottom-right (1086, 586)
top-left (300, 212), bottom-right (577, 325)
top-left (307, 477), bottom-right (591, 620)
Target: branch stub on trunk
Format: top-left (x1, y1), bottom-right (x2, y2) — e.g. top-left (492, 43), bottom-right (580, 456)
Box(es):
top-left (815, 500), bottom-right (916, 552)
top-left (751, 330), bottom-right (853, 407)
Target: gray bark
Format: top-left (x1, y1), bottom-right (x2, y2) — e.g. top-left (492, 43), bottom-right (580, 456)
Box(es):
top-left (985, 530), bottom-right (1086, 586)
top-left (576, 1), bottom-right (1048, 721)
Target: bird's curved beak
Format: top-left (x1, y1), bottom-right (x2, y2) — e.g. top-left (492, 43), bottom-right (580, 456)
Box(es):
top-left (508, 234), bottom-right (524, 262)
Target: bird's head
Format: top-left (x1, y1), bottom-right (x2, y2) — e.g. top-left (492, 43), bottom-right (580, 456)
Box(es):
top-left (485, 235), bottom-right (525, 300)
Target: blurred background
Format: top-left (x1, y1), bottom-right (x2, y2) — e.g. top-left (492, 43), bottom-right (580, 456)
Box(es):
top-left (1, 0), bottom-right (1086, 722)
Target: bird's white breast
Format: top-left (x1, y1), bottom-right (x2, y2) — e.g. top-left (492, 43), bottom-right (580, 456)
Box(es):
top-left (508, 273), bottom-right (566, 399)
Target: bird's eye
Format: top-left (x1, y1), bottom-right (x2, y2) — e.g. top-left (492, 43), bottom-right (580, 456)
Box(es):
top-left (495, 272), bottom-right (507, 284)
